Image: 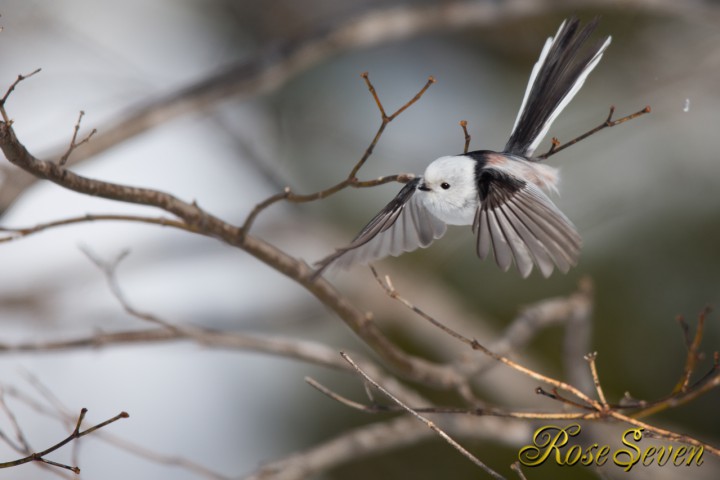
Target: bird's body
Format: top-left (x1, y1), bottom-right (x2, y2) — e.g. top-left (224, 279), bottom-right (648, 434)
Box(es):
top-left (315, 18), bottom-right (611, 278)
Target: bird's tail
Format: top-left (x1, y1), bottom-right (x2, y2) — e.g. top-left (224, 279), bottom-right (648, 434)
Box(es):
top-left (503, 18), bottom-right (611, 158)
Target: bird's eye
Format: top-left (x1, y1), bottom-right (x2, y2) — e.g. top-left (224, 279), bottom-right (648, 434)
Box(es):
top-left (441, 182), bottom-right (451, 190)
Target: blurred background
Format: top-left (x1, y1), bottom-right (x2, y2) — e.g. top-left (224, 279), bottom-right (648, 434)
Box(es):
top-left (0, 0), bottom-right (719, 478)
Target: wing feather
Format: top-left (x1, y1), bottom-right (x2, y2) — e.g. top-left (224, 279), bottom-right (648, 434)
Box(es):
top-left (313, 178), bottom-right (447, 277)
top-left (474, 168), bottom-right (580, 277)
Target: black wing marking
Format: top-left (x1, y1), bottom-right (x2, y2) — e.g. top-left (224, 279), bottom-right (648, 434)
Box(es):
top-left (504, 17), bottom-right (611, 157)
top-left (313, 178), bottom-right (447, 278)
top-left (473, 168), bottom-right (581, 278)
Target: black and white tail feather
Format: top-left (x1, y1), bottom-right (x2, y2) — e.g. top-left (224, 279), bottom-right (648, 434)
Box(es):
top-left (505, 18), bottom-right (611, 156)
top-left (314, 18), bottom-right (610, 279)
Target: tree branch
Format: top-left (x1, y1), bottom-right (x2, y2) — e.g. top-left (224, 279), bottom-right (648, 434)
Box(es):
top-left (0, 78), bottom-right (469, 392)
top-left (0, 409), bottom-right (128, 474)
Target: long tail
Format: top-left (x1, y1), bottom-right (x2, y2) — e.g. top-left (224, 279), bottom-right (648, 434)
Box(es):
top-left (503, 18), bottom-right (611, 158)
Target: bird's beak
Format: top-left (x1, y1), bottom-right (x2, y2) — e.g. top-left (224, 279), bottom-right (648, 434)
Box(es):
top-left (418, 183), bottom-right (430, 192)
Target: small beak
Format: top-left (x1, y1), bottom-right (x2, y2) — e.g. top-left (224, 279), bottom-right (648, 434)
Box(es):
top-left (418, 183), bottom-right (431, 192)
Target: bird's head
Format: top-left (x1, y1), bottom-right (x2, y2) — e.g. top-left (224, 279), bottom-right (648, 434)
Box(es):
top-left (420, 155), bottom-right (476, 200)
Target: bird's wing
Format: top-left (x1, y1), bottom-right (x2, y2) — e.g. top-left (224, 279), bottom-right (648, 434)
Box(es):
top-left (313, 178), bottom-right (447, 277)
top-left (473, 168), bottom-right (581, 278)
top-left (504, 17), bottom-right (611, 157)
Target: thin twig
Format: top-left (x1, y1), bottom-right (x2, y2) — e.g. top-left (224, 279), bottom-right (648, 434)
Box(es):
top-left (307, 376), bottom-right (602, 421)
top-left (340, 352), bottom-right (505, 479)
top-left (1, 381), bottom-right (229, 480)
top-left (0, 213), bottom-right (197, 244)
top-left (240, 73), bottom-right (433, 235)
top-left (79, 246), bottom-right (179, 331)
top-left (584, 352), bottom-right (609, 409)
top-left (537, 105), bottom-right (651, 160)
top-left (674, 306), bottom-right (711, 393)
top-left (0, 409), bottom-right (129, 473)
top-left (370, 267), bottom-right (601, 410)
top-left (459, 120), bottom-right (471, 154)
top-left (608, 409), bottom-right (720, 457)
top-left (0, 393), bottom-right (32, 454)
top-left (535, 387), bottom-right (595, 411)
top-left (510, 461), bottom-right (528, 480)
top-left (59, 111), bottom-right (97, 166)
top-left (370, 269), bottom-right (720, 456)
top-left (0, 69), bottom-right (41, 123)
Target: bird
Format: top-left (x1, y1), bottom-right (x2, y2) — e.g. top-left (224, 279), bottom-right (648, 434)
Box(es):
top-left (314, 18), bottom-right (611, 279)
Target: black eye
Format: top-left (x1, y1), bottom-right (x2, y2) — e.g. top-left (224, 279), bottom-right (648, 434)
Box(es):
top-left (441, 182), bottom-right (450, 190)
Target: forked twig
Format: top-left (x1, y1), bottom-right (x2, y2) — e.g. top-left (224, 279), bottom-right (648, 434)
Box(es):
top-left (241, 73), bottom-right (434, 234)
top-left (59, 111), bottom-right (97, 166)
top-left (0, 69), bottom-right (42, 123)
top-left (537, 105), bottom-right (651, 160)
top-left (0, 409), bottom-right (129, 473)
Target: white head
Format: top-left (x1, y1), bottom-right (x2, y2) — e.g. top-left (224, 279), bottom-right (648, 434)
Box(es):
top-left (418, 155), bottom-right (478, 225)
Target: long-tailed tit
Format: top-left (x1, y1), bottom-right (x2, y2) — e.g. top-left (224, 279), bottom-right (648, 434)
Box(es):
top-left (315, 18), bottom-right (611, 279)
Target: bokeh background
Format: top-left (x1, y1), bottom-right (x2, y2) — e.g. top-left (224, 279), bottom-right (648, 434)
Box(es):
top-left (0, 1), bottom-right (718, 479)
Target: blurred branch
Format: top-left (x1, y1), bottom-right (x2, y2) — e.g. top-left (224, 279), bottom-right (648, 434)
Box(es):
top-left (242, 416), bottom-right (432, 480)
top-left (242, 397), bottom-right (533, 480)
top-left (0, 213), bottom-right (196, 244)
top-left (674, 307), bottom-right (711, 394)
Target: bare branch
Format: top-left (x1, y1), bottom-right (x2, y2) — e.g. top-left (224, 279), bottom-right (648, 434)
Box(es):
top-left (459, 120), bottom-right (471, 154)
top-left (0, 68), bottom-right (41, 123)
top-left (510, 461), bottom-right (528, 480)
top-left (372, 272), bottom-right (720, 457)
top-left (241, 73), bottom-right (433, 235)
top-left (0, 213), bottom-right (196, 244)
top-left (242, 416), bottom-right (432, 480)
top-left (0, 409), bottom-right (128, 473)
top-left (537, 105), bottom-right (651, 160)
top-left (674, 306), bottom-right (711, 394)
top-left (58, 111), bottom-right (97, 166)
top-left (0, 393), bottom-right (32, 454)
top-left (584, 352), bottom-right (609, 409)
top-left (1, 381), bottom-right (228, 480)
top-left (371, 267), bottom-right (601, 409)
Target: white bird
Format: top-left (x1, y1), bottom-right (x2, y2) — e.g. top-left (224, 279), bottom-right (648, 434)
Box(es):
top-left (315, 18), bottom-right (611, 279)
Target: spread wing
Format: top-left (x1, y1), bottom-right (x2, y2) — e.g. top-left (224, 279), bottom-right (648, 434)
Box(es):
top-left (504, 18), bottom-right (611, 157)
top-left (473, 169), bottom-right (581, 278)
top-left (313, 178), bottom-right (447, 278)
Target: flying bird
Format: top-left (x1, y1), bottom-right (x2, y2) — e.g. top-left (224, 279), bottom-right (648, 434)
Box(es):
top-left (315, 18), bottom-right (611, 279)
